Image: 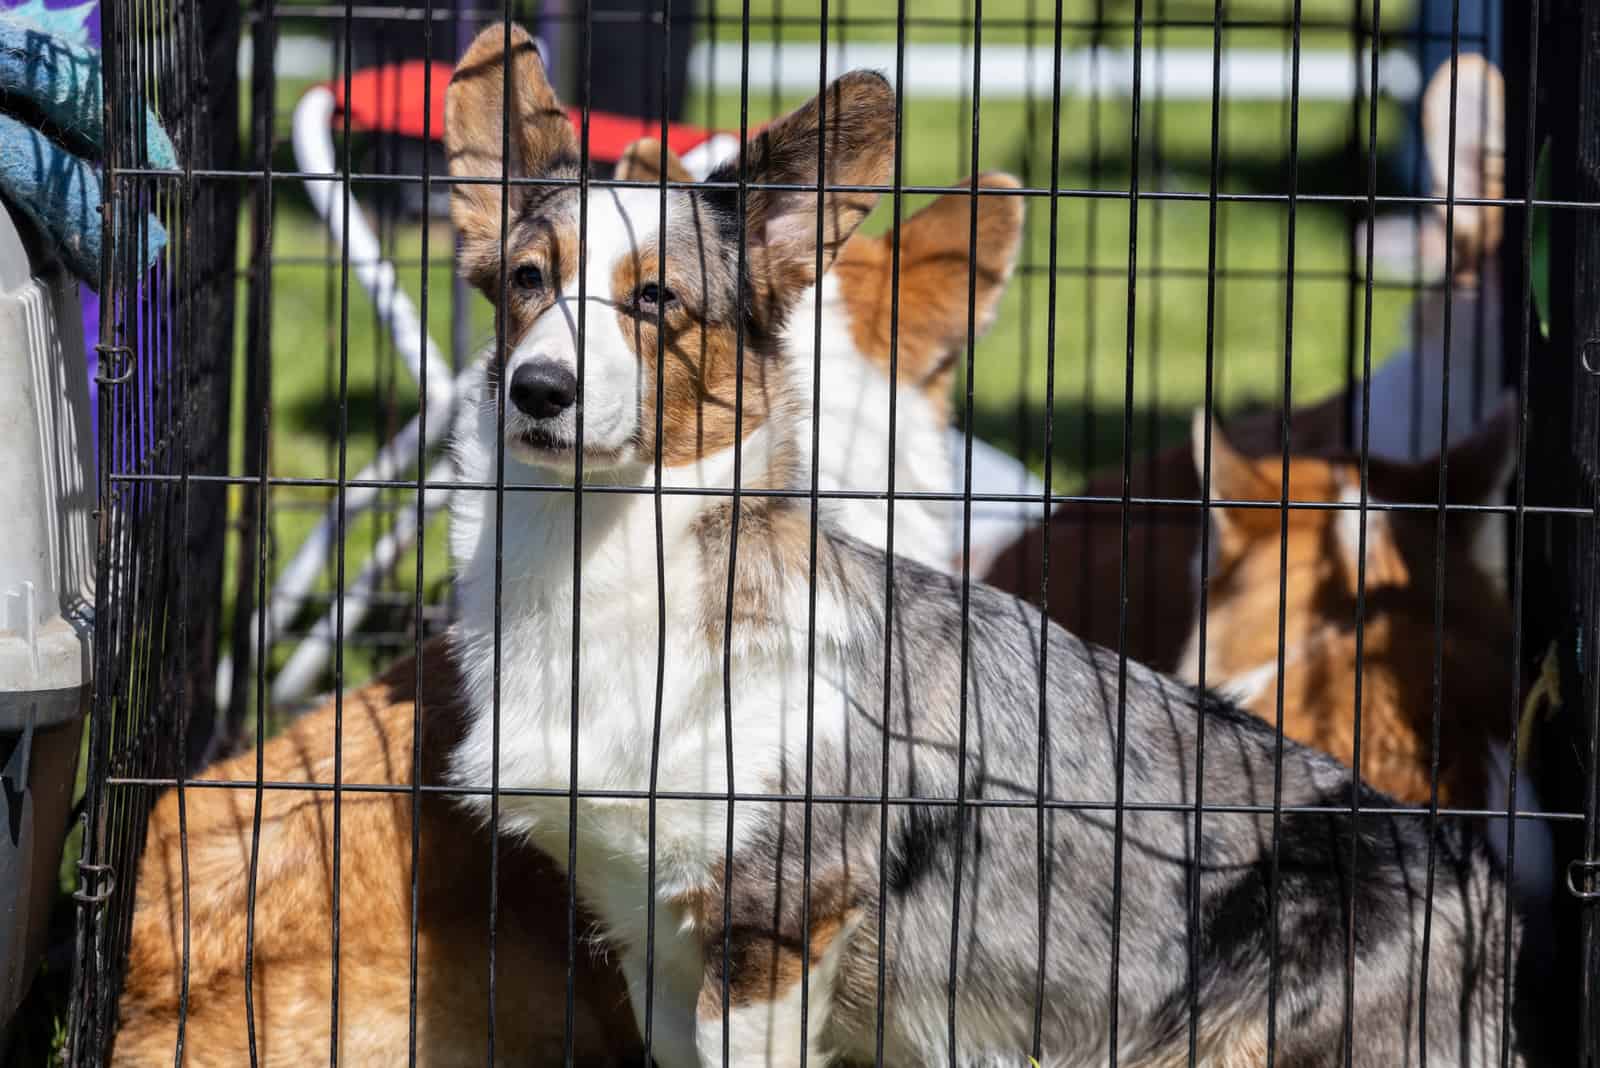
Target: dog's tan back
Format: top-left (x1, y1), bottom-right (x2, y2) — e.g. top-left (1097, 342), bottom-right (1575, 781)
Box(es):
top-left (1176, 408), bottom-right (1516, 807)
top-left (116, 639), bottom-right (642, 1067)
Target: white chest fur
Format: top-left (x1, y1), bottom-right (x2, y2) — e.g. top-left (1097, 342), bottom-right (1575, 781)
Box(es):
top-left (447, 419), bottom-right (862, 1066)
top-left (787, 274), bottom-right (954, 572)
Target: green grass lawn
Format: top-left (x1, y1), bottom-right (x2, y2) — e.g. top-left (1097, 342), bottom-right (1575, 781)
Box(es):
top-left (267, 0), bottom-right (1406, 42)
top-left (232, 10), bottom-right (1419, 706)
top-left (620, 0), bottom-right (1406, 47)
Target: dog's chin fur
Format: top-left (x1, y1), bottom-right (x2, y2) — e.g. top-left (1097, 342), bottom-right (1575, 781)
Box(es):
top-left (502, 432), bottom-right (637, 478)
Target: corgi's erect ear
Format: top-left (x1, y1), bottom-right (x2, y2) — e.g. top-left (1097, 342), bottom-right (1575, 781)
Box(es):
top-left (1443, 389), bottom-right (1517, 508)
top-left (1368, 390), bottom-right (1517, 508)
top-left (1368, 390), bottom-right (1518, 592)
top-left (833, 172), bottom-right (1026, 408)
top-left (615, 137), bottom-right (695, 185)
top-left (707, 70), bottom-right (896, 308)
top-left (445, 23), bottom-right (579, 265)
top-left (1192, 409), bottom-right (1280, 541)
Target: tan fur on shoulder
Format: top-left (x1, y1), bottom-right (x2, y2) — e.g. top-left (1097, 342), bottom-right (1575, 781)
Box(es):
top-left (116, 639), bottom-right (641, 1067)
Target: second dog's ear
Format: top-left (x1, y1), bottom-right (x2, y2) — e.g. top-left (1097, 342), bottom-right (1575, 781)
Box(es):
top-left (830, 173), bottom-right (1026, 409)
top-left (445, 23), bottom-right (579, 268)
top-left (707, 70), bottom-right (896, 310)
top-left (1367, 390), bottom-right (1518, 594)
top-left (1366, 390), bottom-right (1517, 509)
top-left (1192, 409), bottom-right (1279, 541)
top-left (615, 137), bottom-right (695, 185)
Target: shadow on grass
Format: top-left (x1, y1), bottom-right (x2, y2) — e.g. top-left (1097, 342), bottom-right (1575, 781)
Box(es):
top-left (959, 396), bottom-right (1196, 484)
top-left (997, 91), bottom-right (1409, 218)
top-left (999, 138), bottom-right (1378, 210)
top-left (282, 383), bottom-right (423, 442)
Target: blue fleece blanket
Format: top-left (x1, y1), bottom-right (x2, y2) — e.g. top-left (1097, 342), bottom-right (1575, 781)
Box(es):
top-left (0, 13), bottom-right (173, 285)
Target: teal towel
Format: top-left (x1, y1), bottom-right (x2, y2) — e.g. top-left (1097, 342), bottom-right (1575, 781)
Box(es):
top-left (0, 14), bottom-right (176, 169)
top-left (0, 13), bottom-right (173, 285)
top-left (0, 111), bottom-right (165, 284)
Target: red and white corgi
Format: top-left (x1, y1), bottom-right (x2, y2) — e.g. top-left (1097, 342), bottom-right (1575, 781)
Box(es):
top-left (983, 54), bottom-right (1511, 669)
top-left (1174, 404), bottom-right (1518, 808)
top-left (1175, 400), bottom-right (1554, 923)
top-left (116, 641), bottom-right (645, 1068)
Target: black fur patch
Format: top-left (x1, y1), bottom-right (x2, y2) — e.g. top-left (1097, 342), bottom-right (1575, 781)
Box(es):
top-left (694, 172), bottom-right (745, 253)
top-left (885, 780), bottom-right (986, 896)
top-left (886, 806), bottom-right (955, 895)
top-left (1149, 780), bottom-right (1451, 1043)
top-left (1189, 685), bottom-right (1281, 739)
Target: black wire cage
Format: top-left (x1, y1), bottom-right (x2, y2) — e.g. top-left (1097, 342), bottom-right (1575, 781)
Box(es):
top-left (63, 0), bottom-right (241, 1058)
top-left (61, 0), bottom-right (1600, 1064)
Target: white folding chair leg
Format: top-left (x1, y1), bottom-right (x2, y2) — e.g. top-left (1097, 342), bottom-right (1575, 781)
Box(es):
top-left (216, 87), bottom-right (468, 712)
top-left (270, 453), bottom-right (457, 706)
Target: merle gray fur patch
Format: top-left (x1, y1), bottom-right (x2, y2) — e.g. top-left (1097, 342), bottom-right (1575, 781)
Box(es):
top-left (704, 527), bottom-right (1549, 1067)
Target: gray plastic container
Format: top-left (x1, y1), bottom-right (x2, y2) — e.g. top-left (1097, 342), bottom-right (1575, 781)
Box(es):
top-left (0, 197), bottom-right (96, 1045)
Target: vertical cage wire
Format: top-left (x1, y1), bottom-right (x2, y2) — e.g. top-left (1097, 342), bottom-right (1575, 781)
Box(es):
top-left (66, 1), bottom-right (241, 1063)
top-left (1551, 0), bottom-right (1600, 1056)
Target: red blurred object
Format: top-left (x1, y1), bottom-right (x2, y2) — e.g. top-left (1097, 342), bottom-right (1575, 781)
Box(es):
top-left (328, 59), bottom-right (723, 164)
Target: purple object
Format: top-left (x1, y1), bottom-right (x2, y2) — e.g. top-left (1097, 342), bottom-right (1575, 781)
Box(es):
top-left (82, 293), bottom-right (96, 433)
top-left (76, 1), bottom-right (102, 444)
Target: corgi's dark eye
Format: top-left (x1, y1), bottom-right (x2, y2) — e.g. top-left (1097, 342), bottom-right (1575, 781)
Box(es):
top-left (637, 282), bottom-right (678, 313)
top-left (512, 265), bottom-right (544, 291)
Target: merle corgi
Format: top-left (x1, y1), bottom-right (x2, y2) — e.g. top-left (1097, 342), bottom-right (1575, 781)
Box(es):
top-left (443, 24), bottom-right (1545, 1066)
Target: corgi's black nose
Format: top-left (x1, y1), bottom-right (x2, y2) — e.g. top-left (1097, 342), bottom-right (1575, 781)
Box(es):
top-left (509, 360), bottom-right (578, 420)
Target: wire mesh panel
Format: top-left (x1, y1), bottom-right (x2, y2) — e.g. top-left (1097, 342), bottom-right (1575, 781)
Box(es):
top-left (64, 1), bottom-right (241, 1062)
top-left (64, 0), bottom-right (1600, 1065)
top-left (1527, 0), bottom-right (1600, 1057)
